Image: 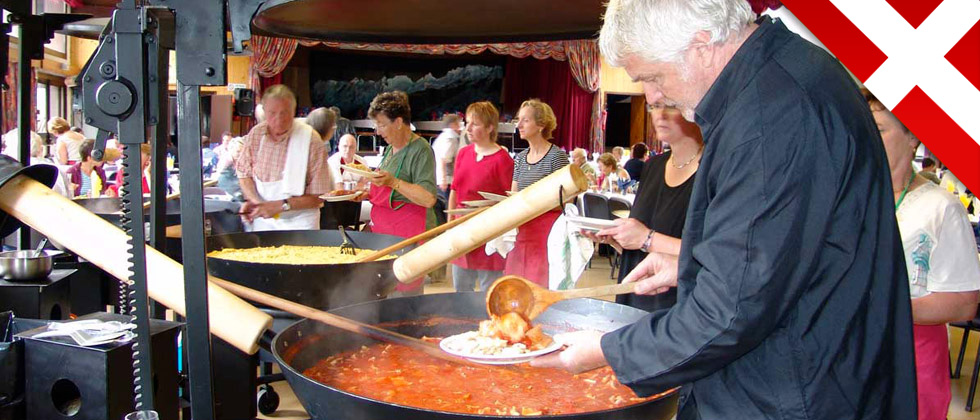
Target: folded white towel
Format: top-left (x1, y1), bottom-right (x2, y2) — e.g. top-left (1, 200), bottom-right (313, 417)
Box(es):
top-left (548, 205), bottom-right (595, 290)
top-left (485, 228), bottom-right (518, 258)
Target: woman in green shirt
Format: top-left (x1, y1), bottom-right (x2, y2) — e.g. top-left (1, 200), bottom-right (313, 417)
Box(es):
top-left (365, 91), bottom-right (438, 296)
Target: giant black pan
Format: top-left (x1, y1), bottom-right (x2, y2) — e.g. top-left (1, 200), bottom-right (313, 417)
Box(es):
top-left (273, 292), bottom-right (679, 420)
top-left (206, 230), bottom-right (413, 309)
top-left (73, 197), bottom-right (243, 233)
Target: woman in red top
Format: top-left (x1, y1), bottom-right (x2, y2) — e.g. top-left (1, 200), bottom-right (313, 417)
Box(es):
top-left (448, 102), bottom-right (514, 292)
top-left (109, 143), bottom-right (152, 196)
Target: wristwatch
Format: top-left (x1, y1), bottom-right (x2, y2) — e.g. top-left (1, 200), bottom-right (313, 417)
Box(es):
top-left (640, 229), bottom-right (655, 253)
top-left (281, 199), bottom-right (291, 212)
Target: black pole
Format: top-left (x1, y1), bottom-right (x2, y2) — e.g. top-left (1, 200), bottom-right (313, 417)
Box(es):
top-left (16, 41), bottom-right (32, 249)
top-left (176, 81), bottom-right (215, 420)
top-left (147, 16), bottom-right (170, 320)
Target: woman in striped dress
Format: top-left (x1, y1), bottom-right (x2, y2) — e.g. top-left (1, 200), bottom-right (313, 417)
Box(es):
top-left (506, 99), bottom-right (569, 287)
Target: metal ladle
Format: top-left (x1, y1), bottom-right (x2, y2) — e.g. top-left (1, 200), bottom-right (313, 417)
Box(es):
top-left (485, 275), bottom-right (637, 321)
top-left (32, 238), bottom-right (48, 258)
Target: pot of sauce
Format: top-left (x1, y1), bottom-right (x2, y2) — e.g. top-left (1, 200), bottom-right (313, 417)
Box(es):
top-left (272, 292), bottom-right (678, 420)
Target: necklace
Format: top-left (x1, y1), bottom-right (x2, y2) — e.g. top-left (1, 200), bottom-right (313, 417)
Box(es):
top-left (670, 146), bottom-right (703, 169)
top-left (894, 168), bottom-right (916, 211)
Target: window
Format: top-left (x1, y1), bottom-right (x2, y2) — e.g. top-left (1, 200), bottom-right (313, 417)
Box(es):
top-left (36, 83), bottom-right (48, 133)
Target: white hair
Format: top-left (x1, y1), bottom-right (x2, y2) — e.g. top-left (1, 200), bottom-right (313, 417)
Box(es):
top-left (339, 133), bottom-right (357, 146)
top-left (599, 0), bottom-right (755, 65)
top-left (571, 147), bottom-right (587, 158)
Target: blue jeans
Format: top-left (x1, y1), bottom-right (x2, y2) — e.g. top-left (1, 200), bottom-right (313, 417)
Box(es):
top-left (452, 265), bottom-right (503, 292)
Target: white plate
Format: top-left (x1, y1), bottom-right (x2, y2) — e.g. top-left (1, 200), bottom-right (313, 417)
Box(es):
top-left (477, 191), bottom-right (508, 201)
top-left (565, 214), bottom-right (618, 232)
top-left (461, 199), bottom-right (496, 207)
top-left (445, 207), bottom-right (481, 215)
top-left (320, 192), bottom-right (362, 202)
top-left (439, 336), bottom-right (562, 365)
top-left (339, 164), bottom-right (381, 179)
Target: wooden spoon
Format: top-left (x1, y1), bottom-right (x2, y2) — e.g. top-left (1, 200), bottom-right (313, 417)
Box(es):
top-left (486, 275), bottom-right (636, 321)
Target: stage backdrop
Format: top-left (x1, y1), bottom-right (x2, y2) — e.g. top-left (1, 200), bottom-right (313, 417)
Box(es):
top-left (309, 50), bottom-right (504, 122)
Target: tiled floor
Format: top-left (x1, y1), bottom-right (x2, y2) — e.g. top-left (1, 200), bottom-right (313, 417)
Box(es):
top-left (256, 257), bottom-right (980, 420)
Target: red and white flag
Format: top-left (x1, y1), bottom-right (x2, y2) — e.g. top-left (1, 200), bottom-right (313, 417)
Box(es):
top-left (781, 0), bottom-right (980, 192)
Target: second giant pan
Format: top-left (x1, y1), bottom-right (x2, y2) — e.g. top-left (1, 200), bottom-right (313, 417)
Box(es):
top-left (274, 292), bottom-right (679, 420)
top-left (206, 230), bottom-right (412, 309)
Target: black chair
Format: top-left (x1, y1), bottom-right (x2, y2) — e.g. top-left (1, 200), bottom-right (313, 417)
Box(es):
top-left (950, 304), bottom-right (980, 411)
top-left (608, 196), bottom-right (632, 218)
top-left (582, 192), bottom-right (613, 220)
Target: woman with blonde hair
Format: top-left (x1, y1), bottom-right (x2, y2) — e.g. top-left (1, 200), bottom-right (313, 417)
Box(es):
top-left (48, 117), bottom-right (85, 165)
top-left (448, 101), bottom-right (513, 291)
top-left (506, 98), bottom-right (569, 287)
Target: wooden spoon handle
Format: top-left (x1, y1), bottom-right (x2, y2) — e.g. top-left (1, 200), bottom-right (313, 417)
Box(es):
top-left (357, 206), bottom-right (488, 262)
top-left (141, 179), bottom-right (218, 210)
top-left (209, 277), bottom-right (507, 369)
top-left (556, 282), bottom-right (636, 300)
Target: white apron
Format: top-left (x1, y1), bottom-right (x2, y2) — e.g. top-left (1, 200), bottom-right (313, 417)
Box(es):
top-left (249, 123), bottom-right (320, 231)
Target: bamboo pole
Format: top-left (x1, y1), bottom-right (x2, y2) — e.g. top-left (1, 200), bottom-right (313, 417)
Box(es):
top-left (393, 164), bottom-right (588, 282)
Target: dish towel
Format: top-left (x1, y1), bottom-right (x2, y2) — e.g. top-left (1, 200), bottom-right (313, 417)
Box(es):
top-left (485, 228), bottom-right (518, 258)
top-left (547, 207), bottom-right (594, 290)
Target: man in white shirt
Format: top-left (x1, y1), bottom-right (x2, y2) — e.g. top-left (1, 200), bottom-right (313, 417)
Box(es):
top-left (327, 134), bottom-right (368, 190)
top-left (431, 114), bottom-right (461, 198)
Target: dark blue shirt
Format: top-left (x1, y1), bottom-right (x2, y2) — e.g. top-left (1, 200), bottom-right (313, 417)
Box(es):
top-left (601, 17), bottom-right (916, 420)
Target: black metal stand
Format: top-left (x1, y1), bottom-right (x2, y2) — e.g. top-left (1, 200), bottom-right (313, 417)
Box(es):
top-left (176, 82), bottom-right (216, 420)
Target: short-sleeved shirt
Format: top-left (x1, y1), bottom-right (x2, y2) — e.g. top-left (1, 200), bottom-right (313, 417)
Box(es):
top-left (236, 122), bottom-right (332, 196)
top-left (451, 144), bottom-right (514, 270)
top-left (432, 129), bottom-right (460, 185)
top-left (378, 136), bottom-right (438, 229)
top-left (896, 179), bottom-right (980, 298)
top-left (512, 144), bottom-right (569, 190)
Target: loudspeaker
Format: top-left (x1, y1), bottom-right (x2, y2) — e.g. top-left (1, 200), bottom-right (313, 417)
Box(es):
top-left (19, 313), bottom-right (180, 420)
top-left (234, 88), bottom-right (254, 117)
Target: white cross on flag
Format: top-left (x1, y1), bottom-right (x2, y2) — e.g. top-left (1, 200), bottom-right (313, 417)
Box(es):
top-left (783, 0), bottom-right (980, 193)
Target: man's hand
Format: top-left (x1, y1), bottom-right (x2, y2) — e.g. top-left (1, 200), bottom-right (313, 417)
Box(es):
top-left (596, 218), bottom-right (650, 250)
top-left (622, 252), bottom-right (679, 295)
top-left (529, 330), bottom-right (608, 373)
top-left (239, 200), bottom-right (282, 222)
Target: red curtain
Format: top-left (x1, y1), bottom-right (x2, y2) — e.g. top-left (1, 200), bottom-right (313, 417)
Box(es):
top-left (249, 36), bottom-right (300, 99)
top-left (503, 57), bottom-right (594, 153)
top-left (2, 62), bottom-right (37, 134)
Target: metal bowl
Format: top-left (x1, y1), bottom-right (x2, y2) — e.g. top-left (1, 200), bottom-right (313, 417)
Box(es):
top-left (0, 250), bottom-right (54, 281)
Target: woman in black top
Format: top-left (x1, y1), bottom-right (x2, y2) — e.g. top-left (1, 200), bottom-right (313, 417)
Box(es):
top-left (594, 103), bottom-right (702, 312)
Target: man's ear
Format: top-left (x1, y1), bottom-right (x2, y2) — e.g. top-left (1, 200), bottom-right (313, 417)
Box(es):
top-left (688, 30), bottom-right (714, 69)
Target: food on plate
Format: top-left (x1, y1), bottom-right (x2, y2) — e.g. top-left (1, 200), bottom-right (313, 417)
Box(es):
top-left (327, 189), bottom-right (356, 197)
top-left (303, 324), bottom-right (667, 415)
top-left (441, 312), bottom-right (554, 358)
top-left (207, 245), bottom-right (395, 264)
top-left (345, 162), bottom-right (372, 172)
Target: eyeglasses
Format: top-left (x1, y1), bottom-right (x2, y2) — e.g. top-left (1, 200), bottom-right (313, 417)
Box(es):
top-left (645, 103), bottom-right (677, 113)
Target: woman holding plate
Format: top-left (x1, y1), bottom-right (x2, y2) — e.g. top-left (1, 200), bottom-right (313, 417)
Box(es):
top-left (592, 102), bottom-right (703, 312)
top-left (364, 91), bottom-right (438, 297)
top-left (448, 101), bottom-right (514, 292)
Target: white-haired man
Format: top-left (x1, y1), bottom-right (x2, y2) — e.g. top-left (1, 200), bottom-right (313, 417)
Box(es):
top-left (327, 133), bottom-right (368, 190)
top-left (237, 84), bottom-right (331, 231)
top-left (570, 148), bottom-right (596, 184)
top-left (532, 1), bottom-right (916, 419)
